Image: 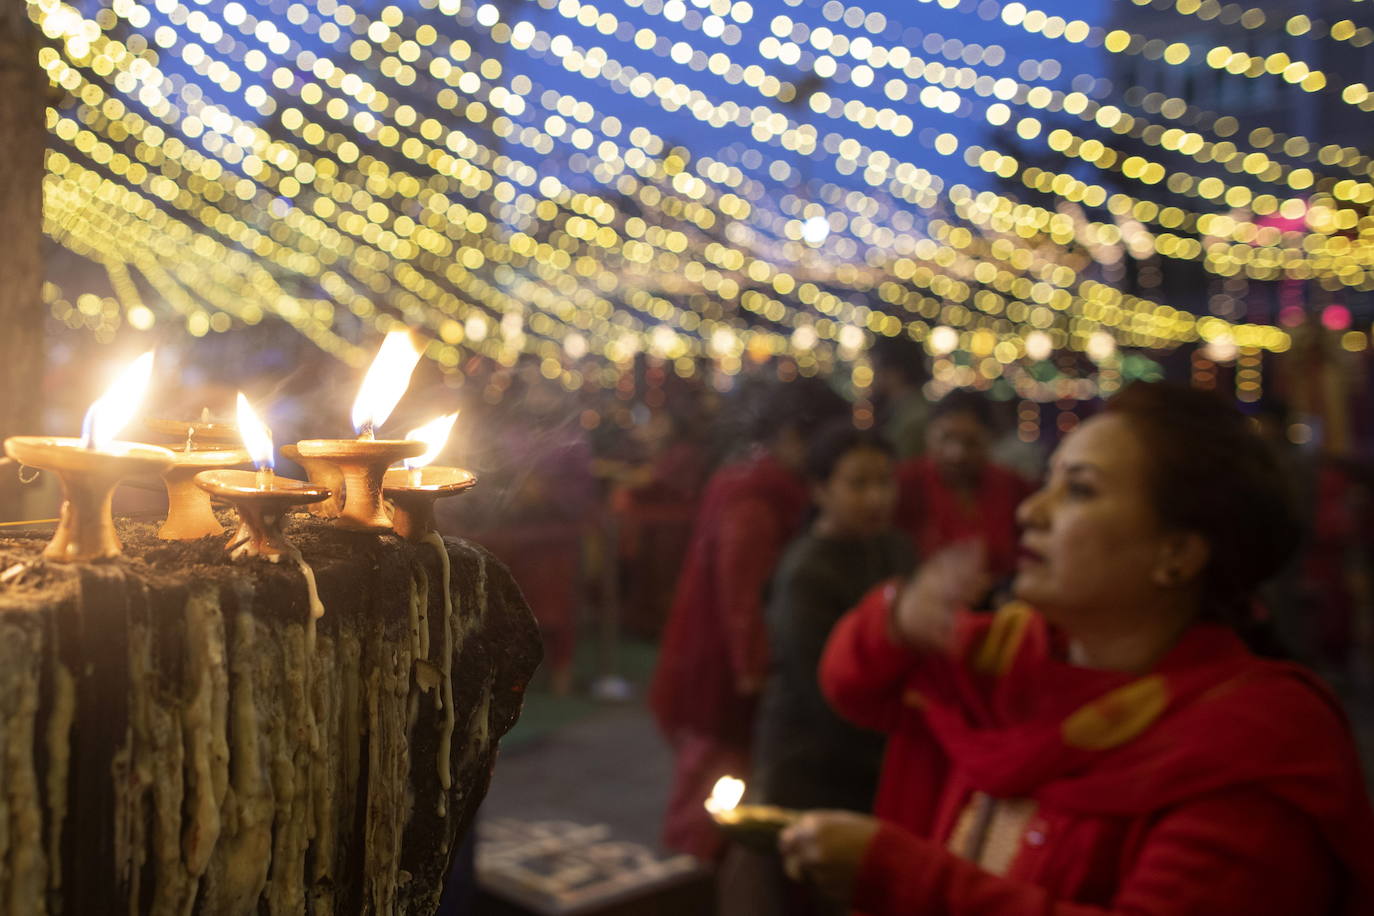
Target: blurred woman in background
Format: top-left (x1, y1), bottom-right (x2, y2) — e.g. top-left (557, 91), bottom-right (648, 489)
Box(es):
top-left (896, 390), bottom-right (1032, 591)
top-left (651, 377), bottom-right (850, 860)
top-left (785, 382), bottom-right (1374, 915)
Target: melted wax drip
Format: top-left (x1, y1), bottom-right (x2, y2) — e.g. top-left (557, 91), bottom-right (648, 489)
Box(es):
top-left (423, 531), bottom-right (455, 814)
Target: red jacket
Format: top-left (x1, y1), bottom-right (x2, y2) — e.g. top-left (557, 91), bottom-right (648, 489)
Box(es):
top-left (650, 450), bottom-right (810, 746)
top-left (821, 586), bottom-right (1374, 915)
top-left (895, 458), bottom-right (1032, 581)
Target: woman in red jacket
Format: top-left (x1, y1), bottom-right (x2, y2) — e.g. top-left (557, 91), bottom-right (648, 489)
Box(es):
top-left (782, 382), bottom-right (1374, 915)
top-left (894, 390), bottom-right (1033, 585)
top-left (651, 377), bottom-right (849, 860)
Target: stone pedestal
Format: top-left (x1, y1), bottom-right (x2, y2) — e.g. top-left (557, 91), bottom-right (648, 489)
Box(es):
top-left (0, 515), bottom-right (541, 915)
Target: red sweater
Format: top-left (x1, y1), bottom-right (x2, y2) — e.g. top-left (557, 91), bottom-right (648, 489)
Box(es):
top-left (821, 586), bottom-right (1374, 915)
top-left (649, 450), bottom-right (810, 746)
top-left (895, 458), bottom-right (1032, 581)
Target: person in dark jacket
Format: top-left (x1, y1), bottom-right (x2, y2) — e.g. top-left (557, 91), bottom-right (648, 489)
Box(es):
top-left (753, 422), bottom-right (913, 812)
top-left (720, 423), bottom-right (913, 916)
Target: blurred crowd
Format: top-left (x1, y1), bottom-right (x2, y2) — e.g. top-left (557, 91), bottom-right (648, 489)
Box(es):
top-left (410, 338), bottom-right (1374, 706)
top-left (433, 338), bottom-right (1374, 914)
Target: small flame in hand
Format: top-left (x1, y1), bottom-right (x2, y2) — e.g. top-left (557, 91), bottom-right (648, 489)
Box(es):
top-left (236, 393), bottom-right (274, 471)
top-left (705, 776), bottom-right (745, 815)
top-left (351, 331), bottom-right (422, 438)
top-left (81, 350), bottom-right (155, 450)
top-left (403, 412), bottom-right (459, 471)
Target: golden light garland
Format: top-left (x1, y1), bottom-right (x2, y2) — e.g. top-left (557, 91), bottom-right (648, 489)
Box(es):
top-left (467, 0), bottom-right (1368, 280)
top-left (531, 0), bottom-right (1374, 265)
top-left (619, 0), bottom-right (1374, 194)
top-left (25, 0), bottom-right (1365, 395)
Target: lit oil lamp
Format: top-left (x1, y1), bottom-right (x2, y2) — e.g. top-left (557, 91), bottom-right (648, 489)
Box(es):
top-left (156, 446), bottom-right (252, 540)
top-left (380, 412), bottom-right (473, 804)
top-left (704, 776), bottom-right (799, 850)
top-left (194, 394), bottom-right (331, 561)
top-left (155, 407), bottom-right (250, 540)
top-left (142, 409), bottom-right (240, 451)
top-left (2, 351), bottom-right (175, 563)
top-left (381, 413), bottom-right (476, 543)
top-left (294, 331), bottom-right (425, 531)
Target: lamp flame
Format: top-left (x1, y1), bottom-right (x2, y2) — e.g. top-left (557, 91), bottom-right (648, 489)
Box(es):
top-left (81, 350), bottom-right (155, 450)
top-left (352, 331), bottom-right (422, 437)
top-left (704, 776), bottom-right (745, 815)
top-left (236, 393), bottom-right (274, 471)
top-left (404, 412), bottom-right (459, 471)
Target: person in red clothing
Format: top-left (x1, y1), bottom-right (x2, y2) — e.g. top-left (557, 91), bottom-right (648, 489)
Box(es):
top-left (781, 382), bottom-right (1374, 915)
top-left (651, 376), bottom-right (850, 861)
top-left (896, 390), bottom-right (1033, 586)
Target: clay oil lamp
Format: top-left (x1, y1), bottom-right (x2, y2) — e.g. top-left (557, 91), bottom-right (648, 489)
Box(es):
top-left (382, 413), bottom-right (476, 543)
top-left (156, 445), bottom-right (252, 540)
top-left (280, 443), bottom-right (345, 518)
top-left (154, 408), bottom-right (250, 540)
top-left (294, 331), bottom-right (425, 531)
top-left (194, 394), bottom-right (331, 561)
top-left (3, 351), bottom-right (176, 563)
top-left (704, 776), bottom-right (799, 851)
top-left (142, 408), bottom-right (241, 451)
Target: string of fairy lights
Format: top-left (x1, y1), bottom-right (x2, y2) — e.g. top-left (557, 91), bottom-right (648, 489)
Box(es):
top-left (295, 0), bottom-right (1368, 298)
top-left (608, 0), bottom-right (1374, 237)
top-left (527, 0), bottom-right (1374, 299)
top-left (24, 0), bottom-right (1374, 415)
top-left (40, 0), bottom-right (1352, 298)
top-left (633, 0), bottom-right (1373, 192)
top-left (761, 0), bottom-right (1374, 180)
top-left (37, 0), bottom-right (1346, 336)
top-left (357, 0), bottom-right (1374, 315)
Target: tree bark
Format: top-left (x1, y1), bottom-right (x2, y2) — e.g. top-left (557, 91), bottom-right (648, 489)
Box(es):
top-left (0, 1), bottom-right (45, 519)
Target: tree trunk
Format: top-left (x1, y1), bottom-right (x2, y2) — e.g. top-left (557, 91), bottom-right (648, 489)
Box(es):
top-left (0, 0), bottom-right (45, 520)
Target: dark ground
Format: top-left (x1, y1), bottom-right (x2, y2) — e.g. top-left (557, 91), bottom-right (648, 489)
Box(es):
top-left (481, 640), bottom-right (671, 850)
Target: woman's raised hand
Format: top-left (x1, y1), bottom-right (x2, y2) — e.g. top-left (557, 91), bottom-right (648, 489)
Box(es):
top-left (892, 541), bottom-right (989, 651)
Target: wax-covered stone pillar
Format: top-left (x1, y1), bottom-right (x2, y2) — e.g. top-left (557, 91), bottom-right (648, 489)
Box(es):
top-left (0, 516), bottom-right (540, 915)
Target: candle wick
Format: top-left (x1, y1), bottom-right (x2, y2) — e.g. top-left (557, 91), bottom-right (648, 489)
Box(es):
top-left (359, 423), bottom-right (376, 441)
top-left (81, 413), bottom-right (98, 451)
top-left (185, 426), bottom-right (194, 453)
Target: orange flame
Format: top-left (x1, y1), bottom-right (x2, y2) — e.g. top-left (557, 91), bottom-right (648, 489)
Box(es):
top-left (704, 776), bottom-right (745, 814)
top-left (403, 412), bottom-right (459, 470)
top-left (81, 351), bottom-right (155, 449)
top-left (235, 393), bottom-right (274, 470)
top-left (352, 331), bottom-right (422, 437)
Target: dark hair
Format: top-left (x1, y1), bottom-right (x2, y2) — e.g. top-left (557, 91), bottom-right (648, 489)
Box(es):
top-left (805, 421), bottom-right (895, 482)
top-left (869, 335), bottom-right (930, 387)
top-left (929, 389), bottom-right (994, 429)
top-left (746, 376), bottom-right (851, 444)
top-left (1105, 382), bottom-right (1300, 646)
